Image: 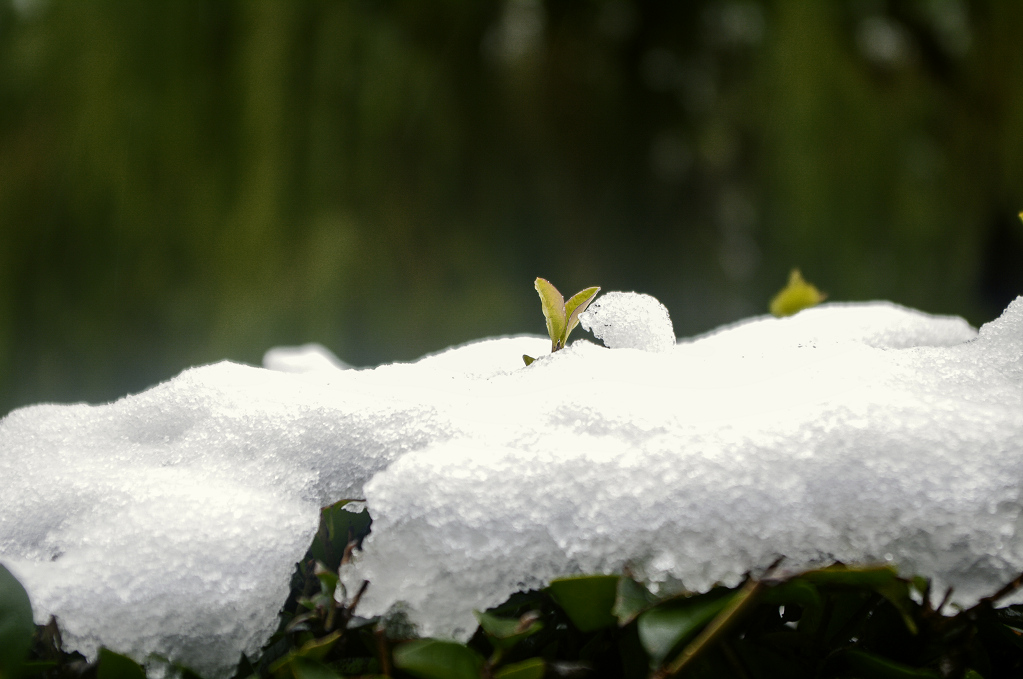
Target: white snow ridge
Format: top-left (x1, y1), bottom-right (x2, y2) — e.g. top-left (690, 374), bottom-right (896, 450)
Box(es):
top-left (1, 293), bottom-right (1021, 677)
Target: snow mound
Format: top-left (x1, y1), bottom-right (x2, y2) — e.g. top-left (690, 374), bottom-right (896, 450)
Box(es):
top-left (0, 362), bottom-right (454, 678)
top-left (579, 291), bottom-right (675, 352)
top-left (0, 298), bottom-right (1020, 674)
top-left (347, 298), bottom-right (1022, 637)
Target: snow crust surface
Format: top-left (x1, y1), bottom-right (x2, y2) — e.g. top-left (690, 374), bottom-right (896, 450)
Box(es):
top-left (0, 293), bottom-right (1020, 676)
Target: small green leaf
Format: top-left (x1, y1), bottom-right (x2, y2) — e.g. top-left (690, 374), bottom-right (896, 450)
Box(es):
top-left (769, 269), bottom-right (826, 317)
top-left (612, 575), bottom-right (658, 626)
top-left (288, 657), bottom-right (343, 679)
top-left (270, 632), bottom-right (344, 676)
top-left (494, 658), bottom-right (546, 679)
top-left (473, 610), bottom-right (542, 652)
top-left (840, 649), bottom-right (939, 679)
top-left (801, 564), bottom-right (918, 634)
top-left (964, 670), bottom-right (985, 679)
top-left (534, 278), bottom-right (567, 351)
top-left (637, 590), bottom-right (734, 666)
top-left (297, 631), bottom-right (342, 661)
top-left (547, 575), bottom-right (619, 632)
top-left (97, 649), bottom-right (147, 679)
top-left (392, 639), bottom-right (485, 679)
top-left (0, 563), bottom-right (34, 679)
top-left (314, 562), bottom-right (339, 598)
top-left (522, 355), bottom-right (535, 366)
top-left (564, 286), bottom-right (600, 341)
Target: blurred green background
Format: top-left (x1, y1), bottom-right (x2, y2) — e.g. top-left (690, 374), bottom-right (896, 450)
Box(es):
top-left (0, 0), bottom-right (1021, 413)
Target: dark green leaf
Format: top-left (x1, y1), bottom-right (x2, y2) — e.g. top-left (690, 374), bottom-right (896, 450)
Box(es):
top-left (97, 649), bottom-right (147, 679)
top-left (473, 610), bottom-right (542, 652)
top-left (534, 278), bottom-right (567, 351)
top-left (612, 576), bottom-right (658, 627)
top-left (522, 355), bottom-right (535, 366)
top-left (800, 563), bottom-right (901, 589)
top-left (494, 658), bottom-right (545, 679)
top-left (288, 657), bottom-right (342, 679)
top-left (662, 579), bottom-right (763, 675)
top-left (636, 590), bottom-right (734, 666)
top-left (801, 564), bottom-right (918, 634)
top-left (392, 639), bottom-right (485, 679)
top-left (547, 575), bottom-right (619, 633)
top-left (840, 649), bottom-right (939, 679)
top-left (0, 564), bottom-right (34, 679)
top-left (19, 661), bottom-right (57, 673)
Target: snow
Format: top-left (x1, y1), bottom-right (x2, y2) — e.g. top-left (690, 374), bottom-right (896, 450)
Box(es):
top-left (263, 342), bottom-right (351, 373)
top-left (0, 293), bottom-right (1020, 676)
top-left (579, 291), bottom-right (675, 351)
top-left (0, 362), bottom-right (455, 677)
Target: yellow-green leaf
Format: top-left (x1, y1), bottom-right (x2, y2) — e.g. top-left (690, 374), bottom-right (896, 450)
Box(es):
top-left (769, 269), bottom-right (826, 317)
top-left (535, 278), bottom-right (567, 351)
top-left (564, 286), bottom-right (600, 341)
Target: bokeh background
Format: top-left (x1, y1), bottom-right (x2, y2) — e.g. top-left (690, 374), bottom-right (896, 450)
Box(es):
top-left (1, 0), bottom-right (1021, 413)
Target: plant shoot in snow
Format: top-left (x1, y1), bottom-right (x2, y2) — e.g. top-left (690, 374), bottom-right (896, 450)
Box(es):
top-left (523, 278), bottom-right (600, 366)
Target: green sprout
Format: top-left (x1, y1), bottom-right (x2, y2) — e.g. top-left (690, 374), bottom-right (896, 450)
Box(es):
top-left (523, 278), bottom-right (600, 366)
top-left (769, 268), bottom-right (826, 318)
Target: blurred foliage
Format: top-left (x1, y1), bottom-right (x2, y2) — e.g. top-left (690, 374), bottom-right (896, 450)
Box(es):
top-left (0, 0), bottom-right (1021, 412)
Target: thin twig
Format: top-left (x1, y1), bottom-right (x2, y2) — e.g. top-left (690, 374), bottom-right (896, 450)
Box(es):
top-left (376, 627), bottom-right (392, 678)
top-left (656, 557), bottom-right (784, 678)
top-left (937, 586), bottom-right (955, 615)
top-left (980, 571), bottom-right (1023, 608)
top-left (339, 579), bottom-right (370, 631)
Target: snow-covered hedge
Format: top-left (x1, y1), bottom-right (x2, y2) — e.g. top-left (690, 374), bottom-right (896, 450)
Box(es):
top-left (1, 294), bottom-right (1020, 677)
